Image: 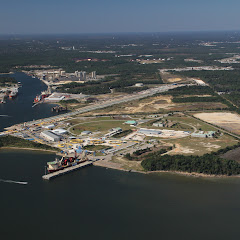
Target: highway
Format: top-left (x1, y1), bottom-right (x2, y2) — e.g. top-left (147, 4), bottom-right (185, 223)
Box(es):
top-left (13, 84), bottom-right (188, 128)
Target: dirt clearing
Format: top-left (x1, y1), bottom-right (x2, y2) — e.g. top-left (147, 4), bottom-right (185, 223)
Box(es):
top-left (194, 112), bottom-right (240, 135)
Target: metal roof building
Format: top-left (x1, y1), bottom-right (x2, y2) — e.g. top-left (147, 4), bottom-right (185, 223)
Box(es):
top-left (138, 128), bottom-right (162, 136)
top-left (81, 131), bottom-right (92, 135)
top-left (52, 128), bottom-right (67, 135)
top-left (125, 120), bottom-right (137, 125)
top-left (40, 130), bottom-right (61, 142)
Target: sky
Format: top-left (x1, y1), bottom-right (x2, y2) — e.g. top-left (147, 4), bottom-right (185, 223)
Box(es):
top-left (0, 0), bottom-right (240, 34)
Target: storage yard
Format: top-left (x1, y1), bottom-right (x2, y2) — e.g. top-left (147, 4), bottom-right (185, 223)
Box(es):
top-left (1, 109), bottom-right (238, 173)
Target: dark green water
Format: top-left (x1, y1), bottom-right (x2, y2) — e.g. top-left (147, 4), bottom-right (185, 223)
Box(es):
top-left (1, 73), bottom-right (240, 240)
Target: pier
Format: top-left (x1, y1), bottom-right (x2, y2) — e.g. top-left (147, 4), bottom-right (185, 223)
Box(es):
top-left (42, 161), bottom-right (93, 180)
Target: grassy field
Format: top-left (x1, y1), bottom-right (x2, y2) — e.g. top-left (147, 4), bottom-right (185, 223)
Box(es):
top-left (141, 114), bottom-right (218, 132)
top-left (68, 116), bottom-right (114, 124)
top-left (84, 145), bottom-right (110, 151)
top-left (69, 119), bottom-right (131, 135)
top-left (164, 134), bottom-right (238, 156)
top-left (167, 115), bottom-right (218, 131)
top-left (111, 156), bottom-right (144, 171)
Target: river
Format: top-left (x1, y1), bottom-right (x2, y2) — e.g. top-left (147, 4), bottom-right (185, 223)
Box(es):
top-left (0, 72), bottom-right (58, 131)
top-left (1, 73), bottom-right (240, 240)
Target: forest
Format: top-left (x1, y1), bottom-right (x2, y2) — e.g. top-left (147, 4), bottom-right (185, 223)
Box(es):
top-left (0, 135), bottom-right (58, 151)
top-left (172, 96), bottom-right (220, 103)
top-left (0, 76), bottom-right (16, 86)
top-left (141, 143), bottom-right (240, 175)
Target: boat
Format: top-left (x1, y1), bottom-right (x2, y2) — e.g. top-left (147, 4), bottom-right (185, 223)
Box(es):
top-left (33, 95), bottom-right (42, 104)
top-left (9, 88), bottom-right (18, 99)
top-left (47, 151), bottom-right (87, 173)
top-left (33, 90), bottom-right (50, 104)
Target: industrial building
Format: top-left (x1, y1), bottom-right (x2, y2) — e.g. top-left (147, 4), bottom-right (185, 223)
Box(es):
top-left (52, 128), bottom-right (67, 135)
top-left (153, 122), bottom-right (164, 127)
top-left (91, 71), bottom-right (96, 79)
top-left (191, 131), bottom-right (216, 138)
top-left (125, 120), bottom-right (137, 126)
top-left (74, 71), bottom-right (87, 81)
top-left (40, 130), bottom-right (61, 142)
top-left (105, 127), bottom-right (122, 138)
top-left (138, 128), bottom-right (162, 136)
top-left (42, 124), bottom-right (55, 130)
top-left (81, 131), bottom-right (92, 136)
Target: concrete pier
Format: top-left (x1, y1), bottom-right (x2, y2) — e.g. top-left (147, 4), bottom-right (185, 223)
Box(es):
top-left (42, 161), bottom-right (93, 180)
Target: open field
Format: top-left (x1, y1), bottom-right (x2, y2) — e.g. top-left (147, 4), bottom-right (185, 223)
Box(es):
top-left (88, 94), bottom-right (227, 115)
top-left (194, 112), bottom-right (240, 135)
top-left (141, 113), bottom-right (220, 132)
top-left (168, 102), bottom-right (228, 112)
top-left (95, 155), bottom-right (144, 172)
top-left (160, 71), bottom-right (193, 83)
top-left (164, 135), bottom-right (238, 156)
top-left (69, 119), bottom-right (130, 135)
top-left (222, 147), bottom-right (240, 163)
top-left (68, 116), bottom-right (113, 124)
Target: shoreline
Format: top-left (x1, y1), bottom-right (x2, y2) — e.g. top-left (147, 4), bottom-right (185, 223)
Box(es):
top-left (2, 146), bottom-right (238, 179)
top-left (0, 72), bottom-right (13, 75)
top-left (0, 146), bottom-right (58, 153)
top-left (146, 169), bottom-right (240, 178)
top-left (93, 159), bottom-right (239, 178)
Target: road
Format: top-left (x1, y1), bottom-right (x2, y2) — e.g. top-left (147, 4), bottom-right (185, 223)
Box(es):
top-left (19, 84), bottom-right (188, 128)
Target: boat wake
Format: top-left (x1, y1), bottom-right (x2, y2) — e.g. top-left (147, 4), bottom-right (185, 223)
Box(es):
top-left (0, 179), bottom-right (28, 185)
top-left (0, 115), bottom-right (10, 117)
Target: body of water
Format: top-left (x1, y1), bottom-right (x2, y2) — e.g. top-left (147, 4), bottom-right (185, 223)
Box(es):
top-left (0, 73), bottom-right (240, 240)
top-left (0, 72), bottom-right (58, 131)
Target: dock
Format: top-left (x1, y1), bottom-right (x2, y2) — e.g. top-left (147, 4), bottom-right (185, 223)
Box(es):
top-left (42, 161), bottom-right (93, 180)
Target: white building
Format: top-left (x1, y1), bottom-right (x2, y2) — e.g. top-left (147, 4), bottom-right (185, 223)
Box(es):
top-left (91, 71), bottom-right (96, 79)
top-left (40, 131), bottom-right (61, 142)
top-left (105, 127), bottom-right (122, 138)
top-left (138, 128), bottom-right (162, 136)
top-left (153, 122), bottom-right (164, 127)
top-left (52, 128), bottom-right (67, 135)
top-left (42, 124), bottom-right (55, 130)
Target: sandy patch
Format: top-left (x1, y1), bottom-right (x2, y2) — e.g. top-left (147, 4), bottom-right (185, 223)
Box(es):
top-left (168, 77), bottom-right (182, 82)
top-left (200, 142), bottom-right (221, 149)
top-left (125, 95), bottom-right (174, 113)
top-left (168, 144), bottom-right (195, 155)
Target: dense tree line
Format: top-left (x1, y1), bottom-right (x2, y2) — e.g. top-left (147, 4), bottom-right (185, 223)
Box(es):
top-left (162, 85), bottom-right (214, 96)
top-left (115, 86), bottom-right (149, 93)
top-left (176, 70), bottom-right (240, 92)
top-left (0, 135), bottom-right (58, 151)
top-left (125, 147), bottom-right (172, 161)
top-left (57, 75), bottom-right (161, 95)
top-left (141, 143), bottom-right (240, 176)
top-left (172, 96), bottom-right (220, 103)
top-left (0, 76), bottom-right (16, 86)
top-left (114, 129), bottom-right (133, 138)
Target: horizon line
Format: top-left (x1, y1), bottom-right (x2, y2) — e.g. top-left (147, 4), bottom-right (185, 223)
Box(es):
top-left (1, 29), bottom-right (240, 36)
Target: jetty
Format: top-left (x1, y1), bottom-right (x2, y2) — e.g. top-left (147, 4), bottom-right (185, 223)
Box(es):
top-left (42, 160), bottom-right (93, 180)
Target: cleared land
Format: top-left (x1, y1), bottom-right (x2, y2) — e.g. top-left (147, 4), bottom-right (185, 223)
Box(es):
top-left (88, 94), bottom-right (227, 115)
top-left (164, 135), bottom-right (238, 156)
top-left (194, 112), bottom-right (240, 135)
top-left (160, 71), bottom-right (192, 83)
top-left (222, 147), bottom-right (240, 163)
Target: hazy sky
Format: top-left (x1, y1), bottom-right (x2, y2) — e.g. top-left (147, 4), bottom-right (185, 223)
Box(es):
top-left (0, 0), bottom-right (239, 34)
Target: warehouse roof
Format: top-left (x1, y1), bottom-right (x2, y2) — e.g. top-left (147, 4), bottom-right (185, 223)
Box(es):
top-left (41, 130), bottom-right (61, 140)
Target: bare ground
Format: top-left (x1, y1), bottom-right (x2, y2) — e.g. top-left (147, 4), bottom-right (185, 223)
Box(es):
top-left (194, 112), bottom-right (240, 135)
